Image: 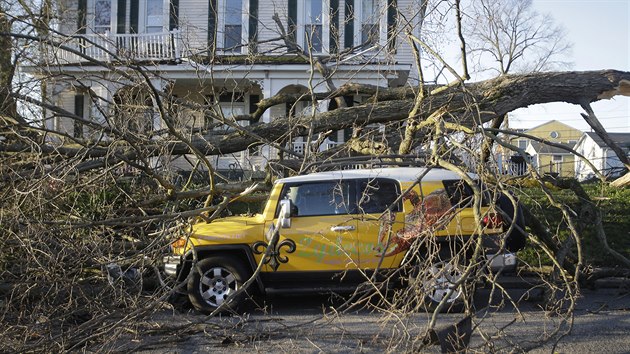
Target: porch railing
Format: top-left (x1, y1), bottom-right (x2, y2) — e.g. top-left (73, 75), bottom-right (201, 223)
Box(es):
top-left (53, 30), bottom-right (181, 63)
top-left (292, 140), bottom-right (340, 155)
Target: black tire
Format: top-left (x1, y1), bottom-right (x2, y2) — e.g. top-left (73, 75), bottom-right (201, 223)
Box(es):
top-left (497, 193), bottom-right (527, 252)
top-left (187, 256), bottom-right (250, 315)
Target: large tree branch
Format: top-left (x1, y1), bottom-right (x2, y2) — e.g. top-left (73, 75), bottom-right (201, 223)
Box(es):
top-left (3, 70), bottom-right (629, 168)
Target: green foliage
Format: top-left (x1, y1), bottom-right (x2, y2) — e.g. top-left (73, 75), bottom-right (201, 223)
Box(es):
top-left (517, 181), bottom-right (630, 267)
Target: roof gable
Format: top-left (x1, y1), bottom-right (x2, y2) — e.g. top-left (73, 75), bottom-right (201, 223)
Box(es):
top-left (524, 120), bottom-right (582, 140)
top-left (527, 141), bottom-right (574, 155)
top-left (584, 132), bottom-right (630, 148)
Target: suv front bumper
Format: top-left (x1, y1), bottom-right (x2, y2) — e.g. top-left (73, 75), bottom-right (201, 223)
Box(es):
top-left (163, 256), bottom-right (181, 277)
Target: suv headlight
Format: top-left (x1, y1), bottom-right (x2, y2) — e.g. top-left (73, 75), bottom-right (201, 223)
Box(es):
top-left (170, 237), bottom-right (188, 255)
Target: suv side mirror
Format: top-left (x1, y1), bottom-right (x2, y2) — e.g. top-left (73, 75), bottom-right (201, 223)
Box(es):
top-left (278, 199), bottom-right (293, 228)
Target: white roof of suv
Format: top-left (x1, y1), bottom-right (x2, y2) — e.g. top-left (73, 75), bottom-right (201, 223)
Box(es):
top-left (276, 167), bottom-right (472, 184)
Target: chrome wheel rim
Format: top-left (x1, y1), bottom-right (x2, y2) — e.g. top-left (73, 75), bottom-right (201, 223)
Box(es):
top-left (422, 261), bottom-right (464, 304)
top-left (198, 266), bottom-right (238, 307)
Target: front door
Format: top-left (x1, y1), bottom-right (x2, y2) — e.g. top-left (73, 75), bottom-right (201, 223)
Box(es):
top-left (270, 180), bottom-right (360, 272)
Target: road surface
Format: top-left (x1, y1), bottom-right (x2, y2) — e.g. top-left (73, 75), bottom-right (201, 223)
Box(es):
top-left (103, 280), bottom-right (630, 353)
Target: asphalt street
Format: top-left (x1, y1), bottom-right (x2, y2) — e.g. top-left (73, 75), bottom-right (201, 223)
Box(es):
top-left (110, 281), bottom-right (630, 353)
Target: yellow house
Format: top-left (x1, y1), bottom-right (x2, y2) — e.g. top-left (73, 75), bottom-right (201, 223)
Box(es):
top-left (505, 120), bottom-right (582, 177)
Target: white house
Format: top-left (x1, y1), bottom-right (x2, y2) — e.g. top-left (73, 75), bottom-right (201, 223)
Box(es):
top-left (574, 132), bottom-right (630, 181)
top-left (24, 0), bottom-right (426, 178)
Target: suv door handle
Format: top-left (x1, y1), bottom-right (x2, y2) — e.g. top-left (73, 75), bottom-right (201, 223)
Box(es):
top-left (330, 225), bottom-right (356, 232)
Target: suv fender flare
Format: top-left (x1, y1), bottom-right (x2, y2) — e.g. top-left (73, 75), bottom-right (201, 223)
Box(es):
top-left (180, 244), bottom-right (265, 294)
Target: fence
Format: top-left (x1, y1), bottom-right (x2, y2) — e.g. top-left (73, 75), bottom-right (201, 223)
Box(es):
top-left (53, 30), bottom-right (181, 63)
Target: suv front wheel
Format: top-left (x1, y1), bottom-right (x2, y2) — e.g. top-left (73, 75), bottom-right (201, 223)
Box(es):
top-left (187, 256), bottom-right (249, 314)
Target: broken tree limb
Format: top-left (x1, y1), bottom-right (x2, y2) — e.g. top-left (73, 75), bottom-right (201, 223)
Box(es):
top-left (3, 70), bottom-right (630, 171)
top-left (610, 172), bottom-right (630, 187)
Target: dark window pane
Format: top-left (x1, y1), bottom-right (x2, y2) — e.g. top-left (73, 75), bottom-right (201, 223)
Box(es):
top-left (225, 0), bottom-right (242, 24)
top-left (94, 0), bottom-right (111, 33)
top-left (281, 181), bottom-right (352, 216)
top-left (442, 179), bottom-right (490, 207)
top-left (305, 24), bottom-right (322, 52)
top-left (361, 23), bottom-right (379, 45)
top-left (224, 25), bottom-right (242, 51)
top-left (358, 179), bottom-right (401, 213)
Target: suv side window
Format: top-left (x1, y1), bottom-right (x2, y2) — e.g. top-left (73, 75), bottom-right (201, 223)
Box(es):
top-left (442, 179), bottom-right (490, 207)
top-left (280, 181), bottom-right (353, 217)
top-left (357, 179), bottom-right (402, 214)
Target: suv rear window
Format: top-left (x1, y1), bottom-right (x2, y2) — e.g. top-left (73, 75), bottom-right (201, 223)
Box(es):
top-left (357, 179), bottom-right (402, 214)
top-left (442, 179), bottom-right (490, 207)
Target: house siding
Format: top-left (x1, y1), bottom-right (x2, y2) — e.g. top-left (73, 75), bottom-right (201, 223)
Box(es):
top-left (178, 0), bottom-right (209, 53)
top-left (506, 120), bottom-right (583, 177)
top-left (256, 0), bottom-right (287, 55)
top-left (40, 0), bottom-right (421, 173)
top-left (575, 133), bottom-right (630, 181)
top-left (575, 135), bottom-right (601, 180)
top-left (393, 0), bottom-right (415, 79)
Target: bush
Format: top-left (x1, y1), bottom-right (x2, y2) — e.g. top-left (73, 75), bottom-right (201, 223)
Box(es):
top-left (516, 181), bottom-right (630, 267)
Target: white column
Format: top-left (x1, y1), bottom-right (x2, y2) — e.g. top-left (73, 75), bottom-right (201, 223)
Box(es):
top-left (260, 76), bottom-right (273, 162)
top-left (149, 78), bottom-right (169, 131)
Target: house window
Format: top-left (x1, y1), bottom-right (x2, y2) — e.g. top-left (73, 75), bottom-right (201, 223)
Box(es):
top-left (360, 0), bottom-right (379, 45)
top-left (224, 0), bottom-right (243, 52)
top-left (94, 0), bottom-right (112, 33)
top-left (344, 0), bottom-right (389, 49)
top-left (146, 0), bottom-right (164, 33)
top-left (550, 131), bottom-right (559, 139)
top-left (209, 0), bottom-right (259, 54)
top-left (89, 0), bottom-right (168, 34)
top-left (304, 0), bottom-right (323, 52)
top-left (552, 155), bottom-right (563, 162)
top-left (206, 92), bottom-right (247, 131)
top-left (287, 0), bottom-right (330, 54)
top-left (517, 139), bottom-right (527, 150)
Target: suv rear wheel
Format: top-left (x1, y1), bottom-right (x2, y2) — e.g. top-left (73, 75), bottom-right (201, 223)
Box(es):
top-left (187, 256), bottom-right (249, 314)
top-left (420, 259), bottom-right (473, 313)
top-left (415, 250), bottom-right (475, 313)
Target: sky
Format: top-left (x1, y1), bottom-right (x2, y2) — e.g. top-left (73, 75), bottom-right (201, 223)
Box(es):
top-left (509, 0), bottom-right (630, 132)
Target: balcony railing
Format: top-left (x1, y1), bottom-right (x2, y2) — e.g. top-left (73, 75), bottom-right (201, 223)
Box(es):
top-left (52, 30), bottom-right (181, 63)
top-left (292, 140), bottom-right (340, 155)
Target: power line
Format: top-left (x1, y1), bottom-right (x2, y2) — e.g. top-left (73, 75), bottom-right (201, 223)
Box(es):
top-left (511, 116), bottom-right (630, 121)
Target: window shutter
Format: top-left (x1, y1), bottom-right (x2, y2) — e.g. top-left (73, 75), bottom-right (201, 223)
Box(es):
top-left (387, 0), bottom-right (397, 51)
top-left (208, 0), bottom-right (217, 52)
top-left (249, 0), bottom-right (258, 52)
top-left (169, 0), bottom-right (180, 30)
top-left (330, 0), bottom-right (339, 53)
top-left (343, 0), bottom-right (354, 49)
top-left (288, 0), bottom-right (297, 45)
top-left (130, 0), bottom-right (139, 33)
top-left (77, 0), bottom-right (87, 34)
top-left (116, 0), bottom-right (126, 34)
top-left (73, 95), bottom-right (84, 138)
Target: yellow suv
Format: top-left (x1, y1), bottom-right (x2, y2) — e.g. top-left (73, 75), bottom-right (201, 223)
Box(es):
top-left (164, 167), bottom-right (525, 314)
